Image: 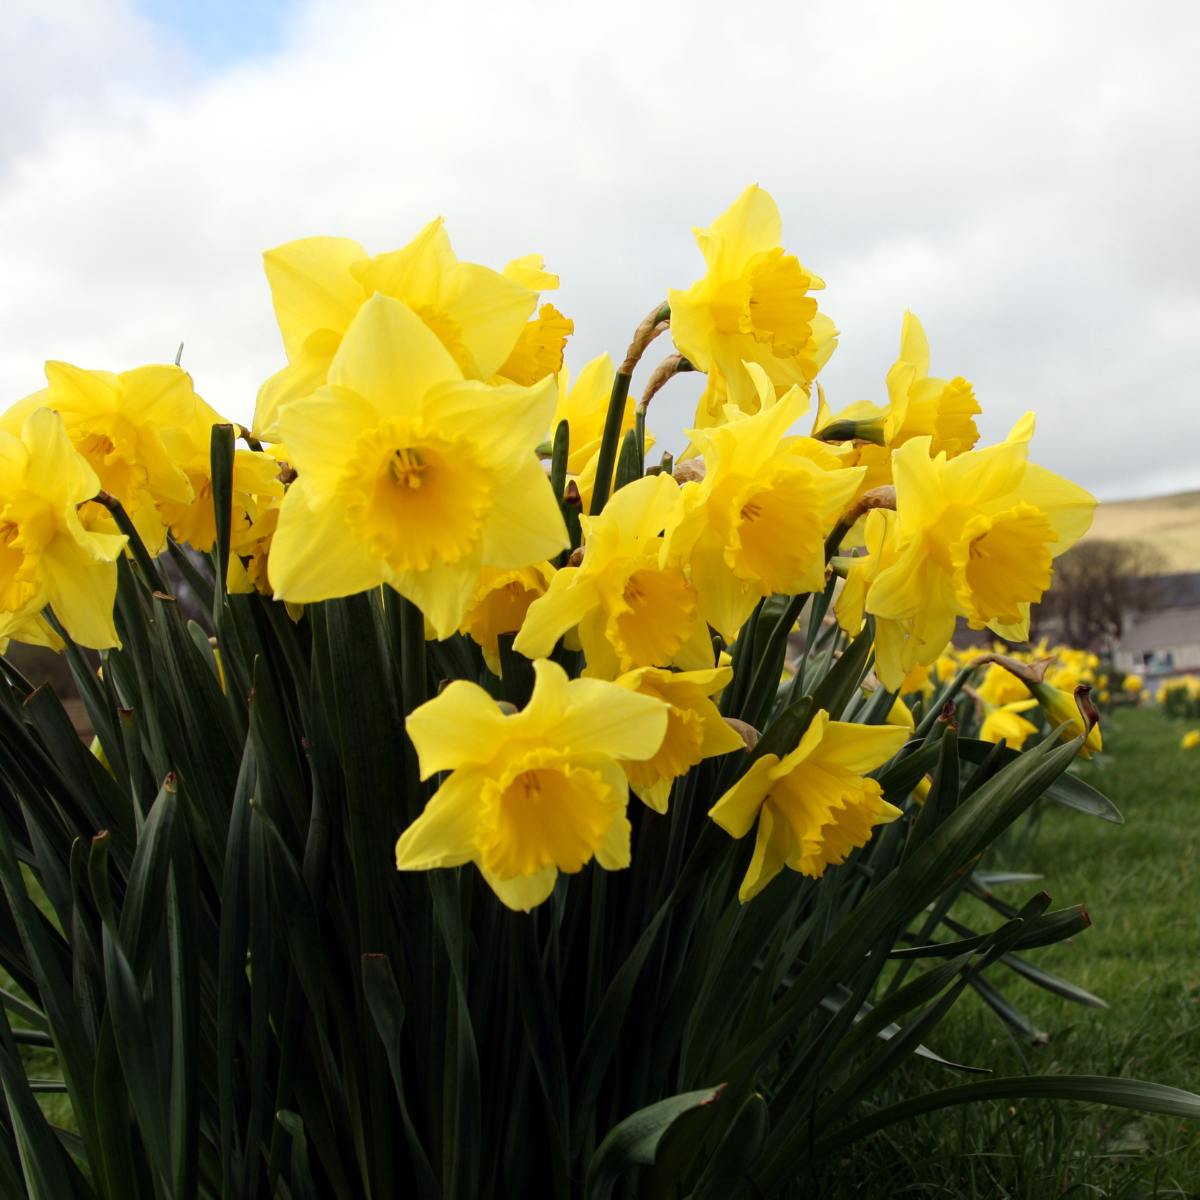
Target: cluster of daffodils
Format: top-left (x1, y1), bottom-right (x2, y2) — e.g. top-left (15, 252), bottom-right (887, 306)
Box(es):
top-left (1159, 675), bottom-right (1200, 720)
top-left (0, 186), bottom-right (1099, 910)
top-left (889, 640), bottom-right (1105, 756)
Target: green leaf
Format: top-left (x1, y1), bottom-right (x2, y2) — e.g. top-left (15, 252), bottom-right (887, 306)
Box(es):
top-left (589, 366), bottom-right (634, 514)
top-left (210, 423), bottom-right (237, 604)
top-left (549, 418), bottom-right (570, 501)
top-left (118, 774), bottom-right (178, 983)
top-left (812, 1075), bottom-right (1200, 1158)
top-left (955, 738), bottom-right (1123, 822)
top-left (810, 623), bottom-right (874, 721)
top-left (584, 1085), bottom-right (725, 1200)
top-left (612, 427), bottom-right (643, 492)
top-left (361, 955), bottom-right (438, 1200)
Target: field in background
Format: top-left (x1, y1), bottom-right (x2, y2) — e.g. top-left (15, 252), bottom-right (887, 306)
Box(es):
top-left (1085, 490), bottom-right (1200, 572)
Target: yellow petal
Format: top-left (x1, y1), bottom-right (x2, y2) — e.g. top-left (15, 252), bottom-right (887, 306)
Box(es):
top-left (513, 568), bottom-right (594, 659)
top-left (406, 681), bottom-right (511, 779)
top-left (41, 538), bottom-right (120, 650)
top-left (253, 355), bottom-right (333, 440)
top-left (394, 769), bottom-right (482, 870)
top-left (268, 478), bottom-right (387, 603)
top-left (481, 865), bottom-right (558, 912)
top-left (482, 458), bottom-right (568, 568)
top-left (809, 719), bottom-right (908, 773)
top-left (327, 294), bottom-right (463, 416)
top-left (276, 385), bottom-right (379, 502)
top-left (708, 755), bottom-right (777, 839)
top-left (262, 236), bottom-right (368, 359)
top-left (738, 803), bottom-right (790, 903)
top-left (390, 551), bottom-right (483, 641)
top-left (430, 375), bottom-right (556, 467)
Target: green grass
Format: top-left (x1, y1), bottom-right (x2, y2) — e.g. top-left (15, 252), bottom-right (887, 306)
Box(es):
top-left (833, 706), bottom-right (1200, 1197)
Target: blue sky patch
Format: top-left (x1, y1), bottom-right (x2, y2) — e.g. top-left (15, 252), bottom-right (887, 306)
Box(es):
top-left (136, 0), bottom-right (292, 70)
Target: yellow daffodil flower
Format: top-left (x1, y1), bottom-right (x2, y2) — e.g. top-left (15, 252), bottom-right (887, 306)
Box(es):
top-left (1181, 730), bottom-right (1200, 751)
top-left (461, 564), bottom-right (555, 675)
top-left (4, 361), bottom-right (198, 554)
top-left (978, 698), bottom-right (1039, 750)
top-left (0, 610), bottom-right (64, 655)
top-left (1030, 682), bottom-right (1103, 757)
top-left (496, 256), bottom-right (574, 385)
top-left (394, 658), bottom-right (668, 910)
top-left (515, 473), bottom-right (711, 677)
top-left (863, 417), bottom-right (1095, 681)
top-left (976, 662), bottom-right (1031, 708)
top-left (814, 312), bottom-right (980, 493)
top-left (158, 397), bottom-right (284, 552)
top-left (546, 354), bottom-right (640, 510)
top-left (255, 220), bottom-right (553, 438)
top-left (835, 509), bottom-right (931, 692)
top-left (0, 408), bottom-right (126, 648)
top-left (613, 665), bottom-right (744, 812)
top-left (1121, 673), bottom-right (1143, 694)
top-left (708, 710), bottom-right (907, 901)
top-left (669, 184), bottom-right (837, 425)
top-left (668, 365), bottom-right (863, 641)
top-left (267, 294), bottom-right (567, 637)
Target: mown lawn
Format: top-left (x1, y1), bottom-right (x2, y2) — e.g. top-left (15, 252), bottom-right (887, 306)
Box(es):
top-left (836, 705), bottom-right (1200, 1198)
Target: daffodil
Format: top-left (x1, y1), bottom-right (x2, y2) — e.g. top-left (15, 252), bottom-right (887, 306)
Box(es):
top-left (4, 361), bottom-right (198, 554)
top-left (1122, 673), bottom-right (1143, 694)
top-left (461, 564), bottom-right (555, 674)
top-left (863, 417), bottom-right (1095, 679)
top-left (158, 397), bottom-right (284, 552)
top-left (0, 408), bottom-right (126, 648)
top-left (814, 312), bottom-right (981, 493)
top-left (669, 184), bottom-right (837, 424)
top-left (546, 354), bottom-right (641, 510)
top-left (515, 473), bottom-right (711, 677)
top-left (1181, 730), bottom-right (1200, 751)
top-left (835, 508), bottom-right (936, 692)
top-left (0, 610), bottom-right (64, 655)
top-left (267, 294), bottom-right (567, 637)
top-left (496, 256), bottom-right (573, 384)
top-left (394, 658), bottom-right (668, 910)
top-left (669, 365), bottom-right (863, 641)
top-left (976, 662), bottom-right (1031, 708)
top-left (1030, 683), bottom-right (1103, 757)
top-left (708, 710), bottom-right (907, 901)
top-left (613, 665), bottom-right (744, 812)
top-left (978, 699), bottom-right (1039, 749)
top-left (255, 221), bottom-right (552, 438)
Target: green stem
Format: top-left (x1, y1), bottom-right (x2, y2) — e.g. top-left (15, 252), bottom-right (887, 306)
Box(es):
top-left (588, 371), bottom-right (632, 515)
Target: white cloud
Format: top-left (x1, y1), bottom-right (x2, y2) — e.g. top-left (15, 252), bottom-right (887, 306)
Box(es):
top-left (1, 0), bottom-right (1198, 500)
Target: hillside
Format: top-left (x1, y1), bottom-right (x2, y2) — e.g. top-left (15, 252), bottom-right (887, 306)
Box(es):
top-left (1085, 489), bottom-right (1200, 572)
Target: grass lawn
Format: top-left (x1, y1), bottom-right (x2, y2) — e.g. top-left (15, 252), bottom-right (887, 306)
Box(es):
top-left (837, 705), bottom-right (1200, 1198)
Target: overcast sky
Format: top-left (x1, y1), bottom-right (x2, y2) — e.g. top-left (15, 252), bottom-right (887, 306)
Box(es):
top-left (3, 0), bottom-right (1197, 500)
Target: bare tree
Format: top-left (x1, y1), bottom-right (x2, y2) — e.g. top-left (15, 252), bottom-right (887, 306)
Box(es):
top-left (1035, 539), bottom-right (1166, 649)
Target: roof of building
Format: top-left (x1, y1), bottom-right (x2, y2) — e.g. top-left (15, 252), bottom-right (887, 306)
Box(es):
top-left (1118, 605), bottom-right (1200, 655)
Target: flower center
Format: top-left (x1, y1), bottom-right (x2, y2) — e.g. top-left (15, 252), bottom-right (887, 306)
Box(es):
top-left (952, 502), bottom-right (1058, 628)
top-left (728, 468), bottom-right (825, 594)
top-left (478, 756), bottom-right (619, 879)
top-left (389, 447), bottom-right (427, 490)
top-left (344, 425), bottom-right (493, 574)
top-left (745, 248), bottom-right (818, 358)
top-left (608, 563), bottom-right (699, 671)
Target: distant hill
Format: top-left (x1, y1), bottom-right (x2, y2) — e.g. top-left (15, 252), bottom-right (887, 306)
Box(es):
top-left (1085, 490), bottom-right (1200, 572)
